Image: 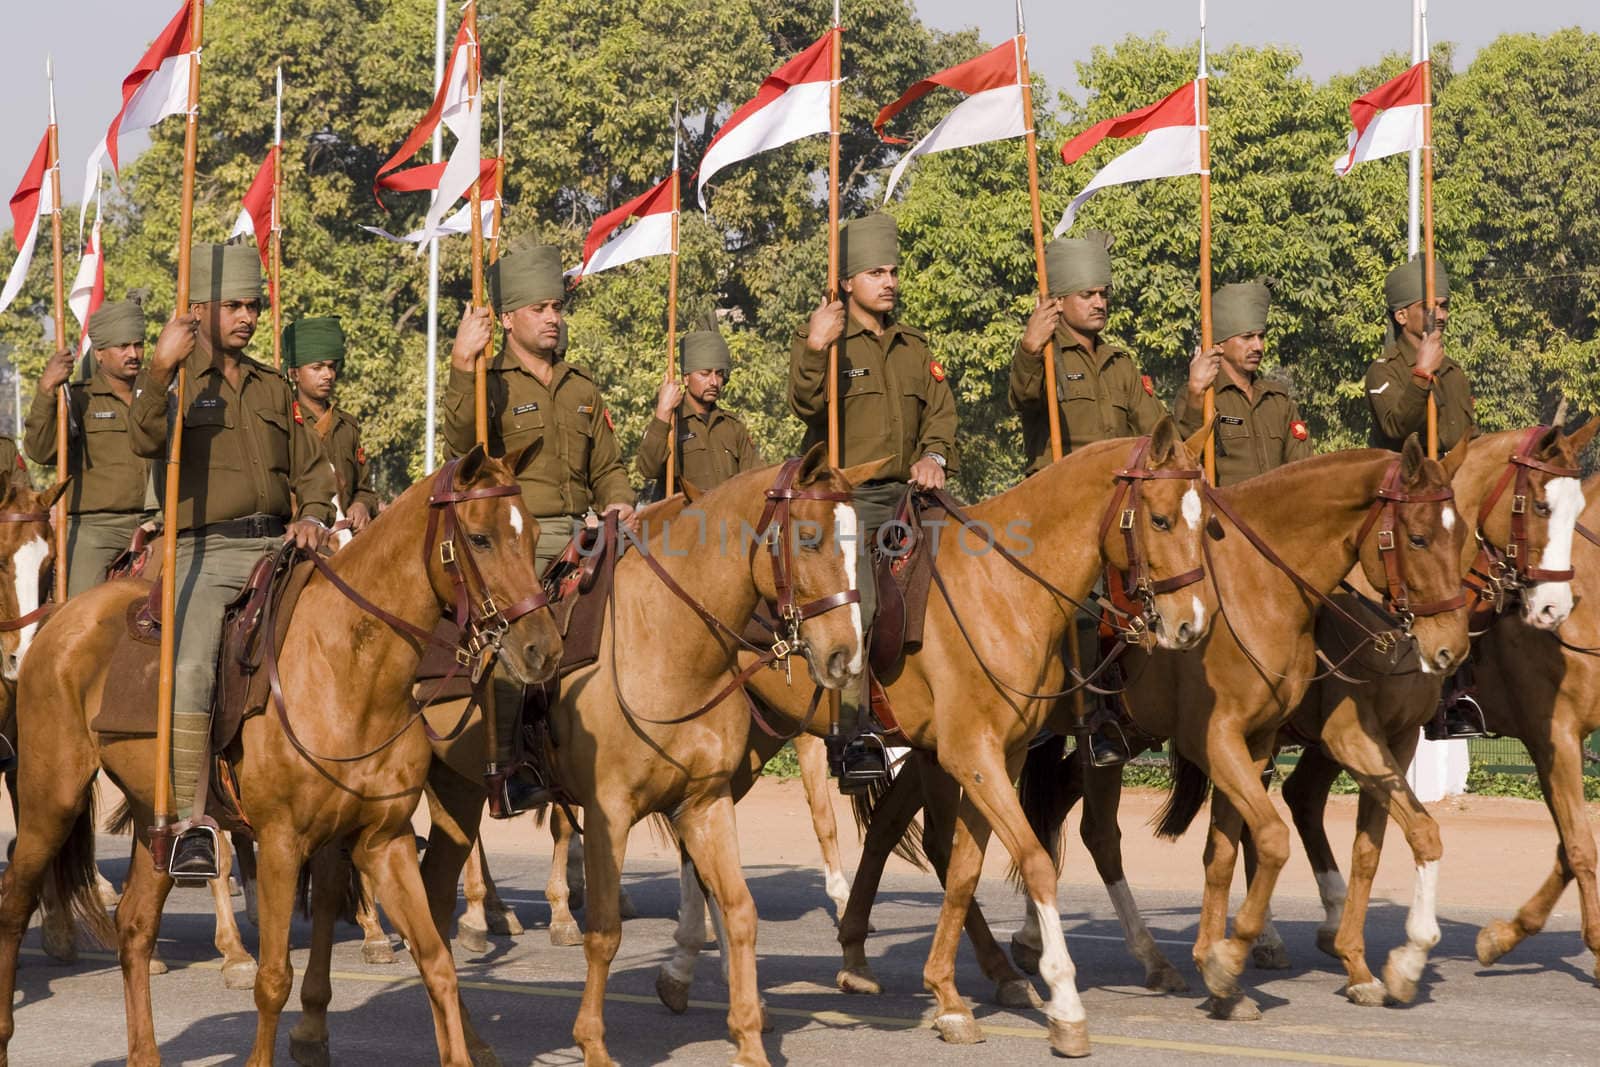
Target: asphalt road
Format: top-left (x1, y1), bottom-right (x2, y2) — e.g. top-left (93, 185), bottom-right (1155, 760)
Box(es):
top-left (5, 834), bottom-right (1598, 1066)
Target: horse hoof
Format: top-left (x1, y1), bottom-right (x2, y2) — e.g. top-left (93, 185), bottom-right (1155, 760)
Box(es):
top-left (1315, 928), bottom-right (1341, 961)
top-left (1205, 995), bottom-right (1260, 1021)
top-left (993, 977), bottom-right (1042, 1010)
top-left (932, 1012), bottom-right (984, 1045)
top-left (1475, 920), bottom-right (1518, 966)
top-left (550, 920), bottom-right (585, 947)
top-left (40, 926), bottom-right (76, 963)
top-left (1382, 962), bottom-right (1419, 1005)
top-left (1145, 963), bottom-right (1190, 994)
top-left (362, 939), bottom-right (397, 965)
top-left (289, 1035), bottom-right (331, 1067)
top-left (1009, 935), bottom-right (1041, 976)
top-left (222, 959), bottom-right (258, 991)
top-left (1048, 1017), bottom-right (1091, 1058)
top-left (618, 891), bottom-right (639, 921)
top-left (1346, 980), bottom-right (1387, 1007)
top-left (836, 966), bottom-right (881, 996)
top-left (656, 970), bottom-right (691, 1014)
top-left (1252, 942), bottom-right (1292, 970)
top-left (486, 910), bottom-right (524, 937)
top-left (759, 997), bottom-right (773, 1034)
top-left (1200, 943), bottom-right (1246, 999)
top-left (148, 956), bottom-right (168, 976)
top-left (457, 922), bottom-right (491, 955)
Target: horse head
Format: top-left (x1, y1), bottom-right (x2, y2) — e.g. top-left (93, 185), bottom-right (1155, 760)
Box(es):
top-left (0, 470), bottom-right (63, 680)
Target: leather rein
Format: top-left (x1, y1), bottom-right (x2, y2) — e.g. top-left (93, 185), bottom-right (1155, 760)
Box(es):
top-left (0, 508), bottom-right (54, 633)
top-left (264, 457), bottom-right (552, 764)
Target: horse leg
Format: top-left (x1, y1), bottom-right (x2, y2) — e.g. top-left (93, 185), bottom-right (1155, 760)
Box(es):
top-left (1280, 747), bottom-right (1349, 959)
top-left (477, 844), bottom-right (524, 936)
top-left (458, 835), bottom-right (493, 954)
top-left (245, 832), bottom-right (309, 1067)
top-left (545, 806), bottom-right (585, 946)
top-left (1193, 791), bottom-right (1258, 1020)
top-left (117, 834), bottom-right (176, 1067)
top-left (836, 751), bottom-right (925, 995)
top-left (355, 871), bottom-right (397, 964)
top-left (572, 806), bottom-right (631, 1067)
top-left (794, 733), bottom-right (851, 919)
top-left (288, 843), bottom-right (352, 1067)
top-left (656, 849), bottom-right (710, 1014)
top-left (208, 831), bottom-right (259, 989)
top-left (236, 830), bottom-right (260, 927)
top-left (1239, 827), bottom-right (1290, 972)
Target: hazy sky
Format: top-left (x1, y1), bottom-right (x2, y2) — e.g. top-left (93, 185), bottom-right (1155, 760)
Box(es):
top-left (1, 1), bottom-right (1594, 210)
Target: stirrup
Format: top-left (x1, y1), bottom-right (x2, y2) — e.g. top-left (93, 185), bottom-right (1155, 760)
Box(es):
top-left (485, 762), bottom-right (552, 820)
top-left (151, 818), bottom-right (221, 881)
top-left (1086, 720), bottom-right (1133, 768)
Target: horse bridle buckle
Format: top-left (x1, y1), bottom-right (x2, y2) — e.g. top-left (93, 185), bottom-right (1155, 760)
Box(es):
top-left (439, 539), bottom-right (457, 566)
top-left (1119, 508), bottom-right (1136, 531)
top-left (1512, 493), bottom-right (1527, 515)
top-left (1377, 529), bottom-right (1396, 552)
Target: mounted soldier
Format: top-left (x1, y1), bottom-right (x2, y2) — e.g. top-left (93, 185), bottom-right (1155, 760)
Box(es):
top-left (1176, 277), bottom-right (1312, 486)
top-left (790, 211), bottom-right (957, 790)
top-left (282, 316), bottom-right (379, 531)
top-left (129, 242), bottom-right (336, 876)
top-left (24, 294), bottom-right (156, 596)
top-left (444, 237), bottom-right (633, 818)
top-left (636, 313), bottom-right (763, 493)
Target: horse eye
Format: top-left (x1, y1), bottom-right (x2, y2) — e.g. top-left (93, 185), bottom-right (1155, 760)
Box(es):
top-left (468, 533), bottom-right (491, 550)
top-left (1408, 534), bottom-right (1427, 549)
top-left (1151, 514), bottom-right (1171, 532)
top-left (1535, 499), bottom-right (1552, 518)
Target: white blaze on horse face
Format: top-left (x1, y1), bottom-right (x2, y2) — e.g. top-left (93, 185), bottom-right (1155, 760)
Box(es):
top-left (1524, 476), bottom-right (1584, 628)
top-left (1181, 488), bottom-right (1202, 531)
top-left (1441, 506), bottom-right (1456, 532)
top-left (8, 534), bottom-right (49, 674)
top-left (508, 502), bottom-right (525, 538)
top-left (834, 502), bottom-right (864, 676)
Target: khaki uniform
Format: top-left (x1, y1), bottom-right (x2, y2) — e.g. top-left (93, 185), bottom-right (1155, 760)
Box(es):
top-left (299, 402), bottom-right (380, 515)
top-left (128, 342), bottom-right (336, 818)
top-left (24, 370), bottom-right (152, 595)
top-left (1009, 332), bottom-right (1167, 473)
top-left (1365, 334), bottom-right (1474, 451)
top-left (1173, 376), bottom-right (1312, 486)
top-left (0, 438), bottom-right (23, 480)
top-left (635, 405), bottom-right (763, 491)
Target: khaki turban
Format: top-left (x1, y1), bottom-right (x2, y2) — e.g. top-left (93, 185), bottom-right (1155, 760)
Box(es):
top-left (841, 213), bottom-right (899, 278)
top-left (1045, 231), bottom-right (1114, 297)
top-left (282, 317), bottom-right (346, 368)
top-left (1212, 278), bottom-right (1273, 342)
top-left (189, 242), bottom-right (262, 303)
top-left (489, 237), bottom-right (566, 314)
top-left (1384, 258), bottom-right (1451, 310)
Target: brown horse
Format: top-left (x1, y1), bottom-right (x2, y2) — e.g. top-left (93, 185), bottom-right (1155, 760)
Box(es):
top-left (1273, 424), bottom-right (1594, 1006)
top-left (0, 445), bottom-right (562, 1067)
top-left (668, 421), bottom-right (1219, 1058)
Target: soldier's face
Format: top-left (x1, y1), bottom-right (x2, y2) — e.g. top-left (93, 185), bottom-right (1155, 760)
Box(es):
top-left (98, 342), bottom-right (144, 383)
top-left (685, 368), bottom-right (726, 406)
top-left (1220, 331), bottom-right (1265, 376)
top-left (192, 299), bottom-right (261, 352)
top-left (293, 360), bottom-right (338, 402)
top-left (1395, 298), bottom-right (1449, 340)
top-left (503, 299), bottom-right (564, 356)
top-left (844, 266), bottom-right (898, 315)
top-left (1059, 288), bottom-right (1109, 334)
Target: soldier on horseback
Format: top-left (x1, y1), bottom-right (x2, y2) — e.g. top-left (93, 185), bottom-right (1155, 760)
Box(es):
top-left (282, 316), bottom-right (379, 531)
top-left (636, 313), bottom-right (763, 493)
top-left (24, 293), bottom-right (157, 596)
top-left (445, 237), bottom-right (633, 818)
top-left (790, 211), bottom-right (958, 790)
top-left (129, 242), bottom-right (336, 876)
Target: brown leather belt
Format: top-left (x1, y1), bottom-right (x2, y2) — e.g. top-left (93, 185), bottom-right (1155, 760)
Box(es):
top-left (184, 515), bottom-right (287, 540)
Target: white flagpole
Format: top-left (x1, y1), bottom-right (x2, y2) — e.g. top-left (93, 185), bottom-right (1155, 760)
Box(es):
top-left (1407, 0), bottom-right (1423, 258)
top-left (424, 0), bottom-right (446, 470)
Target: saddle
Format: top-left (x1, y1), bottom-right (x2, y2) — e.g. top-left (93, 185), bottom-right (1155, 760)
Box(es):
top-left (868, 489), bottom-right (943, 675)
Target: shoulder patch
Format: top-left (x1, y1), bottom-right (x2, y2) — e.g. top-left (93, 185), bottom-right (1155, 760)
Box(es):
top-left (356, 445), bottom-right (367, 464)
top-left (603, 408), bottom-right (614, 431)
top-left (1140, 374), bottom-right (1155, 397)
top-left (1290, 420), bottom-right (1309, 441)
top-left (928, 360), bottom-right (945, 382)
top-left (14, 454), bottom-right (23, 471)
top-left (292, 400), bottom-right (304, 425)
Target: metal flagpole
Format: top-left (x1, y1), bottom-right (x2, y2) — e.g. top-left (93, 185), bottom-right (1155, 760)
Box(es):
top-left (1198, 1), bottom-right (1216, 484)
top-left (1407, 0), bottom-right (1422, 259)
top-left (424, 0), bottom-right (445, 470)
top-left (270, 66), bottom-right (283, 369)
top-left (46, 56), bottom-right (69, 605)
top-left (1015, 1), bottom-right (1063, 463)
top-left (1419, 0), bottom-right (1438, 459)
top-left (665, 101), bottom-right (682, 497)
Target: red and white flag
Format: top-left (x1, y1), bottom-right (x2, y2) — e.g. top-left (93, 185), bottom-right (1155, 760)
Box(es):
top-left (373, 20), bottom-right (479, 248)
top-left (363, 158), bottom-right (499, 244)
top-left (697, 31), bottom-right (835, 211)
top-left (578, 173), bottom-right (676, 278)
top-left (229, 145), bottom-right (279, 267)
top-left (78, 0), bottom-right (194, 228)
top-left (875, 39), bottom-right (1028, 201)
top-left (1333, 63), bottom-right (1427, 176)
top-left (69, 194), bottom-right (105, 354)
top-left (1, 131), bottom-right (51, 316)
top-left (1054, 80), bottom-right (1202, 236)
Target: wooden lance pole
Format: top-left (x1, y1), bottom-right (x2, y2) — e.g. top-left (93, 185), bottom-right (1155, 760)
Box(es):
top-left (479, 79), bottom-right (504, 414)
top-left (1419, 2), bottom-right (1439, 460)
top-left (467, 0), bottom-right (488, 446)
top-left (826, 3), bottom-right (842, 468)
top-left (270, 66), bottom-right (283, 369)
top-left (665, 102), bottom-right (682, 497)
top-left (1014, 17), bottom-right (1063, 462)
top-left (1198, 6), bottom-right (1216, 483)
top-left (45, 58), bottom-right (68, 605)
top-left (154, 0), bottom-right (205, 831)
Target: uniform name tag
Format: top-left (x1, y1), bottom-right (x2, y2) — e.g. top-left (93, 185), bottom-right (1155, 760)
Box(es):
top-left (678, 431), bottom-right (696, 442)
top-left (844, 368), bottom-right (870, 379)
top-left (1064, 372), bottom-right (1086, 381)
top-left (1219, 415), bottom-right (1245, 425)
top-left (576, 404), bottom-right (596, 414)
top-left (513, 402), bottom-right (539, 415)
top-left (192, 398), bottom-right (223, 409)
top-left (91, 411), bottom-right (117, 419)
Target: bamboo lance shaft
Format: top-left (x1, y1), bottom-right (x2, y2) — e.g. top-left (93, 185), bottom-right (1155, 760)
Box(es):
top-left (825, 22), bottom-right (842, 469)
top-left (46, 114), bottom-right (68, 605)
top-left (1197, 75), bottom-right (1216, 484)
top-left (1015, 34), bottom-right (1063, 464)
top-left (665, 167), bottom-right (681, 497)
top-left (1421, 56), bottom-right (1439, 460)
top-left (467, 1), bottom-right (487, 447)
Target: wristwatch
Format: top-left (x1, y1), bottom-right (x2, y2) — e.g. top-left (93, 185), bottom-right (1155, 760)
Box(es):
top-left (924, 452), bottom-right (947, 469)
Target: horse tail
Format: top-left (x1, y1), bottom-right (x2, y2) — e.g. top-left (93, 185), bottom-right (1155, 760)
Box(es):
top-left (297, 847), bottom-right (363, 924)
top-left (849, 775), bottom-right (928, 873)
top-left (1153, 748), bottom-right (1211, 841)
top-left (50, 781), bottom-right (116, 949)
top-left (104, 798), bottom-right (134, 836)
top-left (647, 812), bottom-right (678, 851)
top-left (1012, 733), bottom-right (1081, 887)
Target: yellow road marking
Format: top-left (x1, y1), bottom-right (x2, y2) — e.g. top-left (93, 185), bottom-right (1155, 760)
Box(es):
top-left (22, 948), bottom-right (1441, 1066)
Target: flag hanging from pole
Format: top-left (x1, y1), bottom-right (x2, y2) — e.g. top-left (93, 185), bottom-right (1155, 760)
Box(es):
top-left (1, 131), bottom-right (51, 316)
top-left (1333, 63), bottom-right (1427, 176)
top-left (875, 39), bottom-right (1029, 201)
top-left (577, 174), bottom-right (676, 278)
top-left (1054, 80), bottom-right (1202, 236)
top-left (69, 194), bottom-right (106, 355)
top-left (229, 145), bottom-right (279, 267)
top-left (697, 31), bottom-right (835, 211)
top-left (77, 0), bottom-right (195, 228)
top-left (364, 158), bottom-right (499, 244)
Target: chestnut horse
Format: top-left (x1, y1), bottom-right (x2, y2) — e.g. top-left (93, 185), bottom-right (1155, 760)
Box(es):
top-left (0, 445), bottom-right (562, 1067)
top-left (662, 421), bottom-right (1219, 1058)
top-left (1273, 423), bottom-right (1593, 1006)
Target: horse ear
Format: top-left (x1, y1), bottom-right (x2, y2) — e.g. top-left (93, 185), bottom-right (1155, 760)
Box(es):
top-left (510, 437), bottom-right (544, 477)
top-left (1181, 415), bottom-right (1215, 467)
top-left (456, 443), bottom-right (488, 487)
top-left (838, 457), bottom-right (890, 488)
top-left (1400, 433), bottom-right (1427, 484)
top-left (40, 478), bottom-right (71, 512)
top-left (680, 476), bottom-right (703, 503)
top-left (1441, 431), bottom-right (1470, 479)
top-left (1148, 416), bottom-right (1181, 466)
top-left (1561, 416), bottom-right (1600, 459)
top-left (796, 442), bottom-right (829, 485)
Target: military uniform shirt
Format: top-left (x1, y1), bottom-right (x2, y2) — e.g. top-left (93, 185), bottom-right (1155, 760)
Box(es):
top-left (635, 404), bottom-right (763, 491)
top-left (1173, 376), bottom-right (1312, 486)
top-left (300, 402), bottom-right (380, 515)
top-left (0, 438), bottom-right (26, 482)
top-left (23, 369), bottom-right (150, 513)
top-left (1365, 334), bottom-right (1474, 451)
top-left (788, 317), bottom-right (958, 482)
top-left (1009, 332), bottom-right (1166, 473)
top-left (443, 352), bottom-right (632, 517)
top-left (127, 343), bottom-right (336, 532)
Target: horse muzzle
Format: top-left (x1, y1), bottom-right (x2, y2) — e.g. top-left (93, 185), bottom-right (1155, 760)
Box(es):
top-left (1521, 580), bottom-right (1575, 632)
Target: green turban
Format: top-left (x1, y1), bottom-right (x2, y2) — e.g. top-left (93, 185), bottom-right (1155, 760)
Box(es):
top-left (282, 317), bottom-right (346, 368)
top-left (841, 213), bottom-right (898, 278)
top-left (189, 242), bottom-right (262, 303)
top-left (489, 237), bottom-right (566, 314)
top-left (87, 295), bottom-right (147, 349)
top-left (1384, 258), bottom-right (1451, 310)
top-left (680, 312), bottom-right (731, 375)
top-left (1045, 231), bottom-right (1114, 297)
top-left (1213, 278), bottom-right (1273, 342)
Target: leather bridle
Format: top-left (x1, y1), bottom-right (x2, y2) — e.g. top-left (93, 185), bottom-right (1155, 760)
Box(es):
top-left (0, 508), bottom-right (53, 634)
top-left (1096, 436), bottom-right (1206, 636)
top-left (1349, 458), bottom-right (1469, 624)
top-left (749, 456), bottom-right (863, 659)
top-left (1467, 426), bottom-right (1580, 614)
